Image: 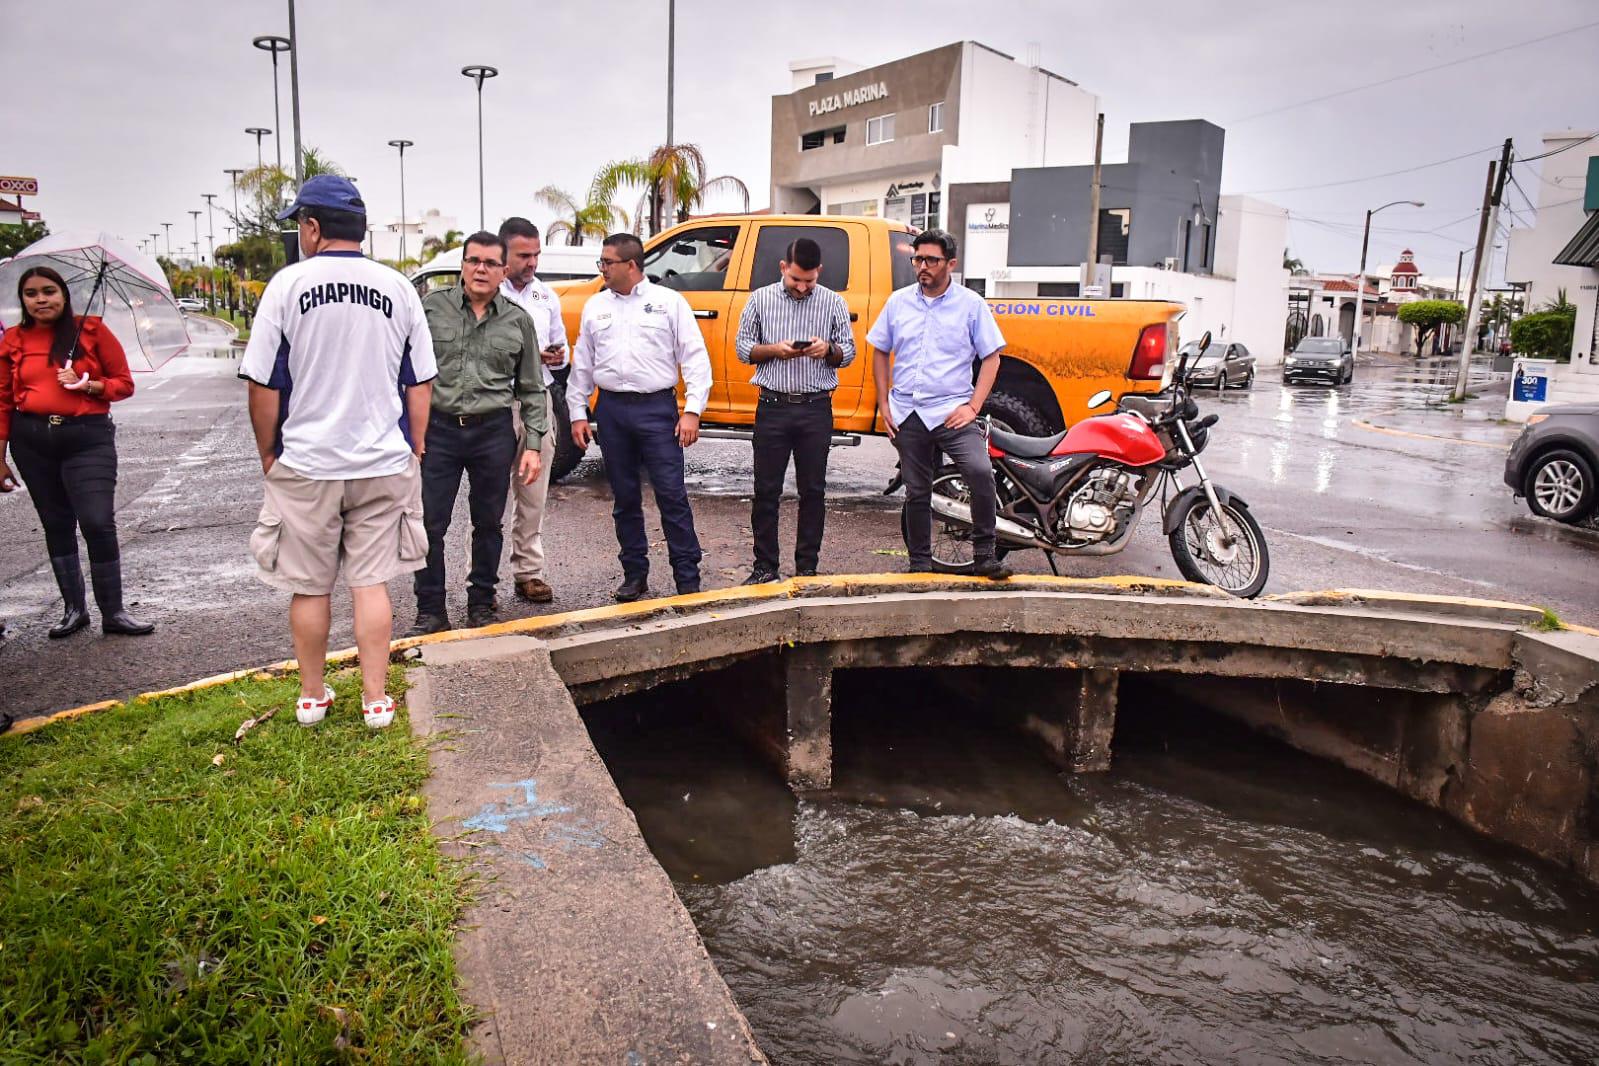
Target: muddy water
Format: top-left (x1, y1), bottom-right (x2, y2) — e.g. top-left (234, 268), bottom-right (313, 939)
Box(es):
top-left (583, 673), bottom-right (1599, 1065)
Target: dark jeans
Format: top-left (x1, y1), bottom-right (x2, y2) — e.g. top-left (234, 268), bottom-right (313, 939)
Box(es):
top-left (751, 397), bottom-right (832, 573)
top-left (895, 412), bottom-right (998, 564)
top-left (414, 411), bottom-right (517, 612)
top-left (9, 413), bottom-right (121, 563)
top-left (594, 389), bottom-right (701, 587)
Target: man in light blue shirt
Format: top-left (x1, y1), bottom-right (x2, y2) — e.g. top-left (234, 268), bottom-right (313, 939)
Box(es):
top-left (866, 229), bottom-right (1010, 578)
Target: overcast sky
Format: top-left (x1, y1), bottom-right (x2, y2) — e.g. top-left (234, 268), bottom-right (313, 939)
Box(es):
top-left (8, 0), bottom-right (1596, 283)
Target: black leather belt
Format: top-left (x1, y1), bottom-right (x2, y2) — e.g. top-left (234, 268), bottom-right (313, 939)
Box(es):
top-left (436, 409), bottom-right (509, 427)
top-left (18, 411), bottom-right (109, 426)
top-left (759, 388), bottom-right (833, 405)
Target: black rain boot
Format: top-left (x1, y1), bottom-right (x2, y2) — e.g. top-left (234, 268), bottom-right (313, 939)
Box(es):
top-left (48, 554), bottom-right (91, 639)
top-left (90, 559), bottom-right (156, 636)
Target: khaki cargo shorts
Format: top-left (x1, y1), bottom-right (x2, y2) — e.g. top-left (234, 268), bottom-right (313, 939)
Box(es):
top-left (249, 458), bottom-right (427, 595)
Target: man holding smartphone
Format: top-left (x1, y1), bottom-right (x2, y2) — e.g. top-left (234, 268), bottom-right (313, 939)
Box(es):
top-left (498, 217), bottom-right (568, 605)
top-left (734, 237), bottom-right (855, 584)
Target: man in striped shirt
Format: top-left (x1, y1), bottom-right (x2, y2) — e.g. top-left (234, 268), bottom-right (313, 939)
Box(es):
top-left (734, 238), bottom-right (855, 583)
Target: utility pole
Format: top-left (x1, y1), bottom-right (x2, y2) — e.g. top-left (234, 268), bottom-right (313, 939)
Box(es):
top-left (1085, 112), bottom-right (1104, 291)
top-left (1446, 248), bottom-right (1466, 351)
top-left (1454, 139), bottom-right (1513, 401)
top-left (666, 0), bottom-right (676, 148)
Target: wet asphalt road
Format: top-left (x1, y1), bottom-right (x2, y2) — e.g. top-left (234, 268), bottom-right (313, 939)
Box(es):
top-left (1, 322), bottom-right (1595, 722)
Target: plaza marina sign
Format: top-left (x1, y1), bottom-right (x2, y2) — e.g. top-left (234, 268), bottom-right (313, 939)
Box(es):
top-left (808, 81), bottom-right (889, 117)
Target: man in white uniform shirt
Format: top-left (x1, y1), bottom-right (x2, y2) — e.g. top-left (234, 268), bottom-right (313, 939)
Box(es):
top-left (568, 232), bottom-right (711, 601)
top-left (498, 217), bottom-right (567, 605)
top-left (240, 176), bottom-right (437, 730)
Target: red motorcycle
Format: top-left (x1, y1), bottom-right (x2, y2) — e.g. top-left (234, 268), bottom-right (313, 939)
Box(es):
top-left (899, 332), bottom-right (1270, 597)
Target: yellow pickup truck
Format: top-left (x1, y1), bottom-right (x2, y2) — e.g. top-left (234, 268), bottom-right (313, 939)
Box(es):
top-left (544, 214), bottom-right (1183, 480)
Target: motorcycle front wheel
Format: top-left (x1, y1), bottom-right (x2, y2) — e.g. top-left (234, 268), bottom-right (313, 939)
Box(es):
top-left (1167, 495), bottom-right (1269, 598)
top-left (899, 471), bottom-right (1009, 573)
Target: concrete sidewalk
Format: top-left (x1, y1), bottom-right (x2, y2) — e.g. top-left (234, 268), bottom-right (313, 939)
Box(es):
top-left (412, 636), bottom-right (767, 1066)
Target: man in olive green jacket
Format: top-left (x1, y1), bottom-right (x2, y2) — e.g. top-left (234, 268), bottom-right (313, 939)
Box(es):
top-left (412, 231), bottom-right (546, 634)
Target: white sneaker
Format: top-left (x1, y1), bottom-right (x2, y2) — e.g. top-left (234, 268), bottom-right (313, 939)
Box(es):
top-left (362, 694), bottom-right (395, 730)
top-left (296, 685), bottom-right (335, 726)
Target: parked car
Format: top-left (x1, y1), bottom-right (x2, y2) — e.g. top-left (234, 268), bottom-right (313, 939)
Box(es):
top-left (174, 297), bottom-right (206, 314)
top-left (1284, 337), bottom-right (1354, 386)
top-left (1504, 404), bottom-right (1599, 523)
top-left (1178, 339), bottom-right (1254, 390)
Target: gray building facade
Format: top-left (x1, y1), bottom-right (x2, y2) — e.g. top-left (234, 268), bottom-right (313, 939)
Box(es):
top-left (1005, 120), bottom-right (1225, 274)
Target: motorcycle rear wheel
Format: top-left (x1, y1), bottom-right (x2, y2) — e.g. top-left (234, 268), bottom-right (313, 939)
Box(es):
top-left (900, 471), bottom-right (1009, 572)
top-left (1167, 495), bottom-right (1269, 598)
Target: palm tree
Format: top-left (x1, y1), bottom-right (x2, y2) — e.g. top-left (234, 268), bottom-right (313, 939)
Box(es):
top-left (1282, 249), bottom-right (1308, 275)
top-left (237, 147), bottom-right (346, 212)
top-left (419, 230), bottom-right (464, 264)
top-left (592, 144), bottom-right (750, 237)
top-left (535, 184), bottom-right (626, 246)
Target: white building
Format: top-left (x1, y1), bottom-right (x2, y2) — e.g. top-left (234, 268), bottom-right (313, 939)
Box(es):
top-left (1504, 130), bottom-right (1599, 406)
top-left (770, 42), bottom-right (1099, 229)
top-left (370, 207), bottom-right (462, 266)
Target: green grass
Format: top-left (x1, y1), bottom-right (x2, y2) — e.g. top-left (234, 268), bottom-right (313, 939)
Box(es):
top-left (0, 669), bottom-right (473, 1064)
top-left (1536, 608), bottom-right (1566, 632)
top-left (196, 309), bottom-right (250, 343)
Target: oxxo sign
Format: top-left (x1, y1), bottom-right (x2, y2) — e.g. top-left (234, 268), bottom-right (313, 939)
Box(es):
top-left (808, 82), bottom-right (889, 117)
top-left (0, 176), bottom-right (40, 196)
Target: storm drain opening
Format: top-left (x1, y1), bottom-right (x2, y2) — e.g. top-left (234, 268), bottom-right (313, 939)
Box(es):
top-left (568, 654), bottom-right (1599, 1066)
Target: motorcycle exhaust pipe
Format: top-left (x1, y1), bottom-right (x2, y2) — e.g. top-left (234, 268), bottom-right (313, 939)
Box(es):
top-left (929, 495), bottom-right (1045, 548)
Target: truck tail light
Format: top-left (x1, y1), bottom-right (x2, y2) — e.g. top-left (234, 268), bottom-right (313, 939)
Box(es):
top-left (1128, 323), bottom-right (1167, 380)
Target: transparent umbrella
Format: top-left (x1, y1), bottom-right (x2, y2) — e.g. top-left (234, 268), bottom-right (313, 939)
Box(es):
top-left (0, 231), bottom-right (190, 378)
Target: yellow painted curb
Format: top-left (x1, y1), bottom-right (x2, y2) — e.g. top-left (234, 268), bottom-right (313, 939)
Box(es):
top-left (5, 575), bottom-right (1567, 739)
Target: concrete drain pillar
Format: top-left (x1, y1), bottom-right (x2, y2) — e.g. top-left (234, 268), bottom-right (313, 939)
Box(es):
top-left (1017, 667), bottom-right (1120, 773)
top-left (783, 644), bottom-right (834, 792)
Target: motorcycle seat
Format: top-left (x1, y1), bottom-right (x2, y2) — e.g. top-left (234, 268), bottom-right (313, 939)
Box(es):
top-left (989, 425), bottom-right (1068, 458)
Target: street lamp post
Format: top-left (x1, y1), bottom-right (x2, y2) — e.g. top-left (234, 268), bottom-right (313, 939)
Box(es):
top-left (161, 222), bottom-right (174, 260)
top-left (1352, 199), bottom-right (1424, 360)
top-left (202, 194), bottom-right (219, 310)
top-left (387, 139), bottom-right (414, 264)
top-left (460, 65), bottom-right (499, 230)
top-left (251, 35), bottom-right (291, 174)
top-left (245, 127), bottom-right (271, 173)
top-left (223, 168), bottom-right (245, 227)
top-left (189, 209), bottom-right (202, 263)
top-left (149, 233), bottom-right (160, 260)
top-left (285, 0), bottom-right (304, 185)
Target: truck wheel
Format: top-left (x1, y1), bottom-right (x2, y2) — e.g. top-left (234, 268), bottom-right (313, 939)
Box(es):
top-left (984, 390), bottom-right (1053, 435)
top-left (547, 380), bottom-right (586, 483)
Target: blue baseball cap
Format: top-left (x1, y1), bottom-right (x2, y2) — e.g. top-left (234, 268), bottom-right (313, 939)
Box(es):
top-left (276, 175), bottom-right (366, 221)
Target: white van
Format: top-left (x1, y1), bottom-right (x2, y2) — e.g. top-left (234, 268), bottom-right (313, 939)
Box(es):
top-left (408, 243), bottom-right (598, 295)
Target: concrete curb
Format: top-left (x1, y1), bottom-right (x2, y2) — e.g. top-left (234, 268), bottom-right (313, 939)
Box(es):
top-left (0, 575), bottom-right (1564, 739)
top-left (1350, 417), bottom-right (1513, 451)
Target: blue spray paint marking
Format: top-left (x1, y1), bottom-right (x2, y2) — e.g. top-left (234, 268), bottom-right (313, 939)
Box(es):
top-left (518, 852), bottom-right (548, 870)
top-left (462, 778), bottom-right (573, 833)
top-left (550, 820), bottom-right (606, 850)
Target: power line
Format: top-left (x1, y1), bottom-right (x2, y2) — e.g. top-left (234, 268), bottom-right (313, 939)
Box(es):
top-left (1238, 143), bottom-right (1500, 195)
top-left (1231, 18), bottom-right (1599, 123)
top-left (1514, 131), bottom-right (1599, 162)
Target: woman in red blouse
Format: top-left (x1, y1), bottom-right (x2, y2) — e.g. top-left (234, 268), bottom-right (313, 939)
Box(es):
top-left (0, 266), bottom-right (155, 637)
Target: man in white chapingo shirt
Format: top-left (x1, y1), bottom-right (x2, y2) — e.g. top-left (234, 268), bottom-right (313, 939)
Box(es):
top-left (498, 217), bottom-right (568, 605)
top-left (568, 232), bottom-right (711, 601)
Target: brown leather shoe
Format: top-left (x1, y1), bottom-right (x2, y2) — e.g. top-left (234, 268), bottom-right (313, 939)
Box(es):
top-left (515, 577), bottom-right (554, 603)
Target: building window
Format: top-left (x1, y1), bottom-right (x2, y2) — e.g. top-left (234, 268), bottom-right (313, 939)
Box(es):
top-left (964, 278), bottom-right (985, 295)
top-left (828, 198), bottom-right (877, 217)
top-left (1097, 208), bottom-right (1132, 266)
top-left (866, 113), bottom-right (895, 146)
top-left (1201, 222), bottom-right (1212, 269)
top-left (815, 72), bottom-right (833, 84)
top-left (929, 101), bottom-right (944, 133)
top-left (801, 125), bottom-right (845, 151)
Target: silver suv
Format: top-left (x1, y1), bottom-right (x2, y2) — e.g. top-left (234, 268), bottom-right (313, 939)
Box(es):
top-left (1284, 337), bottom-right (1354, 386)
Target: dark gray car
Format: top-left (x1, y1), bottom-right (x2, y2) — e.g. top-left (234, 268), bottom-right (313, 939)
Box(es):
top-left (1284, 336), bottom-right (1354, 386)
top-left (1503, 404), bottom-right (1599, 523)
